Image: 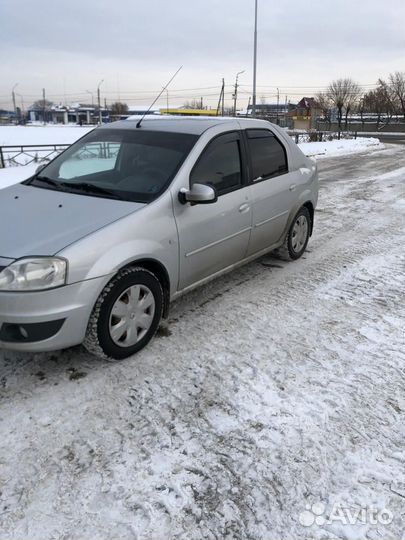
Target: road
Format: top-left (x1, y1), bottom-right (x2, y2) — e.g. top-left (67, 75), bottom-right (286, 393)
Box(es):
top-left (355, 132), bottom-right (405, 145)
top-left (0, 144), bottom-right (404, 540)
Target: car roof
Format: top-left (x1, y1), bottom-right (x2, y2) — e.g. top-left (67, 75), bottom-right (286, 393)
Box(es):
top-left (100, 115), bottom-right (273, 136)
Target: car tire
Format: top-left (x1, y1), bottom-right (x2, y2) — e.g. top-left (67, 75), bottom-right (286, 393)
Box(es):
top-left (83, 267), bottom-right (163, 360)
top-left (274, 206), bottom-right (311, 261)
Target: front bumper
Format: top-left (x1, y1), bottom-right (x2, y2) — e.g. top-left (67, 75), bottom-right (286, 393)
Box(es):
top-left (0, 276), bottom-right (110, 352)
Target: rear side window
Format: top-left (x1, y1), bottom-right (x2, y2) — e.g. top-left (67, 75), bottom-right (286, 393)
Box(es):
top-left (190, 132), bottom-right (242, 196)
top-left (247, 129), bottom-right (288, 181)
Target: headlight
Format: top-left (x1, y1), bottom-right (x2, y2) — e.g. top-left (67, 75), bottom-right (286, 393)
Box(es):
top-left (0, 257), bottom-right (67, 291)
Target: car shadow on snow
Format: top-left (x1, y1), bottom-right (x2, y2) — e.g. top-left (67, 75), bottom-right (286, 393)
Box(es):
top-left (0, 255), bottom-right (286, 390)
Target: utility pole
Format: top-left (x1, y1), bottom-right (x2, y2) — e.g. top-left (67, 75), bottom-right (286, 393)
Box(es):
top-left (221, 78), bottom-right (225, 116)
top-left (252, 0), bottom-right (258, 118)
top-left (86, 90), bottom-right (94, 106)
top-left (42, 88), bottom-right (46, 124)
top-left (97, 79), bottom-right (104, 125)
top-left (233, 70), bottom-right (245, 116)
top-left (216, 79), bottom-right (225, 116)
top-left (200, 96), bottom-right (203, 110)
top-left (276, 87), bottom-right (280, 124)
top-left (16, 93), bottom-right (25, 124)
top-left (12, 83), bottom-right (18, 124)
top-left (285, 95), bottom-right (288, 127)
top-left (247, 96), bottom-right (251, 117)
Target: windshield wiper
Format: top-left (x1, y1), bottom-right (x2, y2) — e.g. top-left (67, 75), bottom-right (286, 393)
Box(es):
top-left (31, 175), bottom-right (62, 188)
top-left (60, 182), bottom-right (123, 200)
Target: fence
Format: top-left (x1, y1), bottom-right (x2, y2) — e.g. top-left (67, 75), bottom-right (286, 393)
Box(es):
top-left (0, 141), bottom-right (121, 168)
top-left (287, 131), bottom-right (358, 144)
top-left (0, 144), bottom-right (70, 168)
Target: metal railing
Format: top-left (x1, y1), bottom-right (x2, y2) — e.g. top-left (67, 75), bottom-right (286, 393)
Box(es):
top-left (0, 141), bottom-right (121, 168)
top-left (288, 131), bottom-right (358, 144)
top-left (0, 144), bottom-right (70, 168)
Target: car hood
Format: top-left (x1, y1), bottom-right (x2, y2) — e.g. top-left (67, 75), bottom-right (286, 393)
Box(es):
top-left (0, 183), bottom-right (145, 259)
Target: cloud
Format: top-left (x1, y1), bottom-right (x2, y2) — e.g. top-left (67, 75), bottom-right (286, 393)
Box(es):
top-left (0, 0), bottom-right (404, 108)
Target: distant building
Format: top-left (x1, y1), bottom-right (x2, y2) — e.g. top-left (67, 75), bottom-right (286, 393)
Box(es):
top-left (27, 104), bottom-right (108, 125)
top-left (244, 103), bottom-right (293, 128)
top-left (160, 108), bottom-right (218, 116)
top-left (288, 97), bottom-right (322, 130)
top-left (0, 109), bottom-right (16, 125)
top-left (126, 106), bottom-right (160, 117)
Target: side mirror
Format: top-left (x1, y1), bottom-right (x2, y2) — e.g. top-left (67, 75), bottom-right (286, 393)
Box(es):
top-left (178, 183), bottom-right (217, 205)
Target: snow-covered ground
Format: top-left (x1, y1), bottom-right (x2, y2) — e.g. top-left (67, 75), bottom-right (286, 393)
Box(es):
top-left (0, 144), bottom-right (404, 539)
top-left (297, 137), bottom-right (384, 158)
top-left (0, 125), bottom-right (92, 146)
top-left (0, 125), bottom-right (93, 169)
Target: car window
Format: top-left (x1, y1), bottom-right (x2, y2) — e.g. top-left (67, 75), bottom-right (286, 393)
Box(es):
top-left (190, 133), bottom-right (242, 196)
top-left (29, 129), bottom-right (198, 203)
top-left (246, 129), bottom-right (288, 181)
top-left (59, 141), bottom-right (121, 179)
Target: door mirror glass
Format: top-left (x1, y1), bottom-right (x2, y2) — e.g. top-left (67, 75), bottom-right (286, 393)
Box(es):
top-left (179, 183), bottom-right (217, 205)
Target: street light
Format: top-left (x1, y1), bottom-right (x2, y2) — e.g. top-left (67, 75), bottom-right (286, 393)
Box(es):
top-left (165, 88), bottom-right (169, 114)
top-left (16, 93), bottom-right (25, 123)
top-left (86, 90), bottom-right (94, 106)
top-left (97, 79), bottom-right (104, 125)
top-left (252, 0), bottom-right (258, 118)
top-left (233, 70), bottom-right (245, 116)
top-left (12, 83), bottom-right (18, 123)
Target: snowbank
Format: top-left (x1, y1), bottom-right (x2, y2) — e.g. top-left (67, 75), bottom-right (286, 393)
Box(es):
top-left (299, 136), bottom-right (384, 158)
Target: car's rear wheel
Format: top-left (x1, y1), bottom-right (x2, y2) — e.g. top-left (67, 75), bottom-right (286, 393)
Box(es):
top-left (274, 206), bottom-right (311, 260)
top-left (83, 267), bottom-right (163, 360)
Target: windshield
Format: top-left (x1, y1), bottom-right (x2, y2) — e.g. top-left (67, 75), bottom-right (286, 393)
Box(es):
top-left (27, 128), bottom-right (198, 203)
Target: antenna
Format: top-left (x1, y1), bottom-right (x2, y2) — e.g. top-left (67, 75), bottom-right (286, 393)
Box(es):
top-left (136, 66), bottom-right (183, 128)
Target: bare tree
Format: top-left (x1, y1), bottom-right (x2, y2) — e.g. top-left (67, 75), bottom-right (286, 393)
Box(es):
top-left (110, 102), bottom-right (129, 116)
top-left (30, 99), bottom-right (53, 109)
top-left (344, 85), bottom-right (362, 129)
top-left (388, 71), bottom-right (405, 120)
top-left (183, 99), bottom-right (204, 110)
top-left (315, 92), bottom-right (332, 126)
top-left (326, 78), bottom-right (361, 131)
top-left (363, 85), bottom-right (394, 130)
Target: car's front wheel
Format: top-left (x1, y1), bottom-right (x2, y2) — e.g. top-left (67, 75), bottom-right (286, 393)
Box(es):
top-left (84, 267), bottom-right (163, 360)
top-left (275, 206), bottom-right (311, 260)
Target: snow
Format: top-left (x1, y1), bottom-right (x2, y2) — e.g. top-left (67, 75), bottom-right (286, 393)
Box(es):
top-left (0, 144), bottom-right (404, 539)
top-left (0, 163), bottom-right (37, 189)
top-left (0, 125), bottom-right (93, 146)
top-left (298, 136), bottom-right (384, 158)
top-left (0, 125), bottom-right (93, 171)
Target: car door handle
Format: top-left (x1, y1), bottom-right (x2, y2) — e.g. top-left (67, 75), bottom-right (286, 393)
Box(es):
top-left (289, 184), bottom-right (297, 191)
top-left (239, 203), bottom-right (250, 213)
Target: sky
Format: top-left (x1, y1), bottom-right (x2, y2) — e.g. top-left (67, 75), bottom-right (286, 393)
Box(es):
top-left (0, 0), bottom-right (404, 111)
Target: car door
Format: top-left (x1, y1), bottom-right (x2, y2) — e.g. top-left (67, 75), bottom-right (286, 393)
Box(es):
top-left (244, 128), bottom-right (296, 256)
top-left (173, 131), bottom-right (252, 290)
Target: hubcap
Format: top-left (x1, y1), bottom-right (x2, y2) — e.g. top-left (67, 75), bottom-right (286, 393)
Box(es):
top-left (291, 215), bottom-right (308, 253)
top-left (109, 284), bottom-right (155, 347)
